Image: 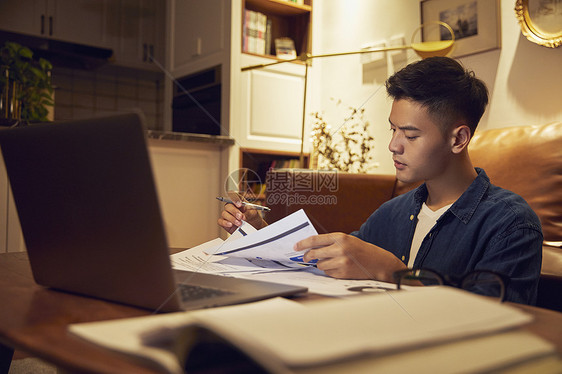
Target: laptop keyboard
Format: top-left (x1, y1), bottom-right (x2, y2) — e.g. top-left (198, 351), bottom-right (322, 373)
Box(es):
top-left (178, 283), bottom-right (235, 302)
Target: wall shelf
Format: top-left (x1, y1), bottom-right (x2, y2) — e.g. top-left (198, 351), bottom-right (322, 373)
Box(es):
top-left (240, 148), bottom-right (309, 200)
top-left (245, 0), bottom-right (311, 15)
top-left (243, 0), bottom-right (312, 58)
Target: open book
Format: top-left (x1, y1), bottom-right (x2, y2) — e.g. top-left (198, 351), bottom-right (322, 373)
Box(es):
top-left (68, 287), bottom-right (557, 374)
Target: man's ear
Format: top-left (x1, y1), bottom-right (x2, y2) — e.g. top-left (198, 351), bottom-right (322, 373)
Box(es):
top-left (450, 125), bottom-right (472, 154)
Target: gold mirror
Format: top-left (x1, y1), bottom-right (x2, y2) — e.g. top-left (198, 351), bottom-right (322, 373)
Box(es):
top-left (515, 0), bottom-right (562, 48)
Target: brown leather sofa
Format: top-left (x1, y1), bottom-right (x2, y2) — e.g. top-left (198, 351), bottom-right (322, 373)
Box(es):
top-left (266, 121), bottom-right (562, 311)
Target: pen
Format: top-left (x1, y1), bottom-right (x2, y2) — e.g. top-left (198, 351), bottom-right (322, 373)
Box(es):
top-left (216, 196), bottom-right (271, 211)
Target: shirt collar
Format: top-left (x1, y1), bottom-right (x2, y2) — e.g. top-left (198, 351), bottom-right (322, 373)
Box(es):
top-left (413, 168), bottom-right (490, 224)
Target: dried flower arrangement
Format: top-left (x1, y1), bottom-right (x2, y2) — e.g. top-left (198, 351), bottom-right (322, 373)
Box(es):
top-left (310, 99), bottom-right (377, 173)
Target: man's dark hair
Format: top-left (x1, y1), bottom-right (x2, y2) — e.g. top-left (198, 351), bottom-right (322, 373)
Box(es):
top-left (385, 57), bottom-right (488, 135)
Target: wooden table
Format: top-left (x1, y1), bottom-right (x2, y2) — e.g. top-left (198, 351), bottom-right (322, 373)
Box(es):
top-left (1, 252), bottom-right (561, 373)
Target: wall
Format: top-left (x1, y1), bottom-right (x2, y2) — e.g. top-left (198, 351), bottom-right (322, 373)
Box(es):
top-left (465, 0), bottom-right (562, 131)
top-left (52, 65), bottom-right (165, 130)
top-left (311, 0), bottom-right (562, 175)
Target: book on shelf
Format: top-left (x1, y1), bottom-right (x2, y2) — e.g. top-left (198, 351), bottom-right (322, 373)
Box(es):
top-left (259, 158), bottom-right (300, 176)
top-left (249, 157), bottom-right (300, 188)
top-left (242, 9), bottom-right (249, 53)
top-left (265, 18), bottom-right (272, 56)
top-left (243, 9), bottom-right (268, 55)
top-left (248, 182), bottom-right (266, 199)
top-left (275, 37), bottom-right (297, 60)
top-left (271, 158), bottom-right (300, 169)
top-left (257, 12), bottom-right (266, 55)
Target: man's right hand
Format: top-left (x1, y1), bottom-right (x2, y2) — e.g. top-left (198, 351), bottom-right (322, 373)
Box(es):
top-left (217, 199), bottom-right (267, 234)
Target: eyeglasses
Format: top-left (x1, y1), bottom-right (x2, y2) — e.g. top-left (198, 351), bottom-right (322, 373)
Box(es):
top-left (393, 268), bottom-right (509, 302)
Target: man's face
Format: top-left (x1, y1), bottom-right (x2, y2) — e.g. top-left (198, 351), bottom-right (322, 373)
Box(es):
top-left (388, 99), bottom-right (452, 184)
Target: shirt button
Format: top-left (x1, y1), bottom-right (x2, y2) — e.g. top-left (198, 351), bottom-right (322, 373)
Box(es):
top-left (401, 256), bottom-right (405, 261)
top-left (409, 215), bottom-right (414, 220)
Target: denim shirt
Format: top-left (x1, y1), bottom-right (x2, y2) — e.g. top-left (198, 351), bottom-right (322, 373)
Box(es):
top-left (351, 168), bottom-right (543, 305)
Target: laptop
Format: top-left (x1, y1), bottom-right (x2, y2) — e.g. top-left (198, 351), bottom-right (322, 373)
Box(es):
top-left (0, 112), bottom-right (307, 312)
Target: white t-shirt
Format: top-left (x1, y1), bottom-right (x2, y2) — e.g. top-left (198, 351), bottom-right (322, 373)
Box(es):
top-left (408, 202), bottom-right (453, 268)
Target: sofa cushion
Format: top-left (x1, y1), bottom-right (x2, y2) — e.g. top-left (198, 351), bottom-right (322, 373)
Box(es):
top-left (265, 170), bottom-right (396, 234)
top-left (469, 122), bottom-right (562, 243)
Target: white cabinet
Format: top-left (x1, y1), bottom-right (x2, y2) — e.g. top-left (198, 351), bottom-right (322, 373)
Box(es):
top-left (236, 54), bottom-right (306, 153)
top-left (0, 0), bottom-right (112, 48)
top-left (111, 0), bottom-right (166, 70)
top-left (0, 151), bottom-right (25, 253)
top-left (147, 139), bottom-right (224, 247)
top-left (0, 0), bottom-right (166, 71)
top-left (0, 0), bottom-right (44, 37)
top-left (169, 0), bottom-right (227, 74)
top-left (48, 0), bottom-right (111, 47)
top-left (167, 0), bottom-right (313, 169)
top-left (0, 155), bottom-right (7, 253)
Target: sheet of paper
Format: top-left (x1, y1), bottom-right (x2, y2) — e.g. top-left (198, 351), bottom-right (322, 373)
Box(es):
top-left (232, 266), bottom-right (399, 296)
top-left (170, 238), bottom-right (305, 275)
top-left (207, 209), bottom-right (318, 265)
top-left (171, 239), bottom-right (399, 296)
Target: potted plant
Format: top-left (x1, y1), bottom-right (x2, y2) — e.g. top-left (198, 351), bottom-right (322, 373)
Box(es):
top-left (0, 41), bottom-right (54, 126)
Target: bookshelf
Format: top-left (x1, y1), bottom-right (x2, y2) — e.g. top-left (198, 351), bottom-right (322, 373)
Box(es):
top-left (242, 0), bottom-right (312, 59)
top-left (240, 148), bottom-right (309, 202)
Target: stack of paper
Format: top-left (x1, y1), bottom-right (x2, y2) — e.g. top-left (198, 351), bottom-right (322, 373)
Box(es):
top-left (169, 210), bottom-right (400, 296)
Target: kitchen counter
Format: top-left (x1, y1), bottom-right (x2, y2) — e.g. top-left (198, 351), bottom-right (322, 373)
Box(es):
top-left (146, 131), bottom-right (228, 248)
top-left (146, 130), bottom-right (235, 147)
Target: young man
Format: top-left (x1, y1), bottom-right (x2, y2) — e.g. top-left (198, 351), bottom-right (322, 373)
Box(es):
top-left (218, 57), bottom-right (542, 305)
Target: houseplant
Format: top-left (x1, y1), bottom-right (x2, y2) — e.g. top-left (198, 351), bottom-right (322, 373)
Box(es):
top-left (1, 41), bottom-right (54, 126)
top-left (310, 99), bottom-right (378, 173)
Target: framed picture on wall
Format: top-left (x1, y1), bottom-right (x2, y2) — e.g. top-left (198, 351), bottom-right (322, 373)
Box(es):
top-left (420, 0), bottom-right (501, 57)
